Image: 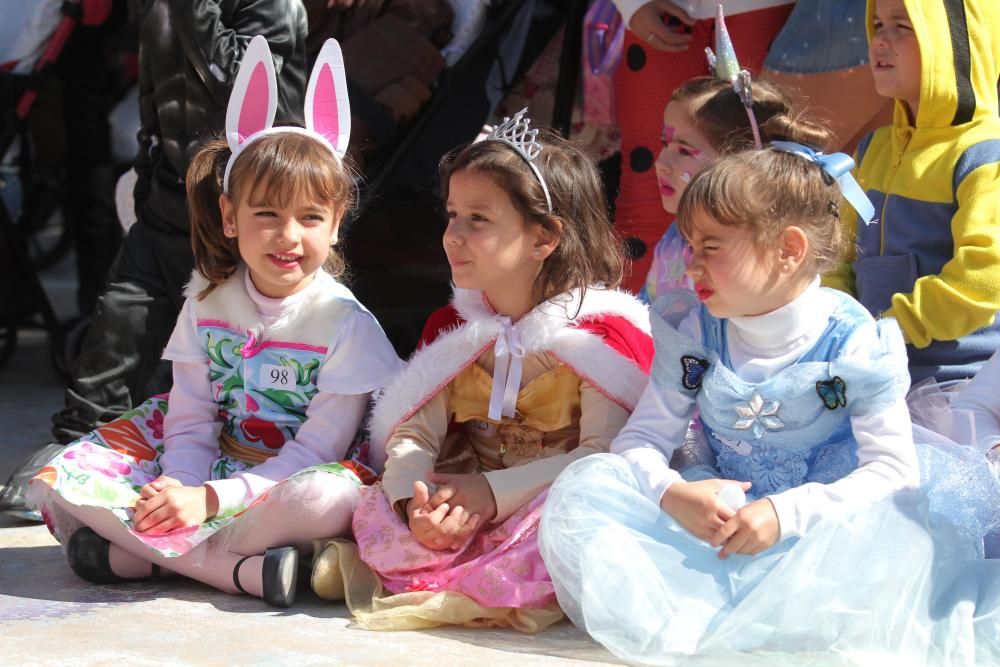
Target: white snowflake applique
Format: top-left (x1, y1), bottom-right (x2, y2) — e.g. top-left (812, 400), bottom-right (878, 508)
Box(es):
top-left (733, 391), bottom-right (784, 439)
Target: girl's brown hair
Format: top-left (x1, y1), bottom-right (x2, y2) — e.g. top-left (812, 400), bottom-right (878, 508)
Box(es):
top-left (672, 76), bottom-right (831, 153)
top-left (186, 131), bottom-right (357, 298)
top-left (676, 116), bottom-right (846, 274)
top-left (439, 129), bottom-right (624, 307)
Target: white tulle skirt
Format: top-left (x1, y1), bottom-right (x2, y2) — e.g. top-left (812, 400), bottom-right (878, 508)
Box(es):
top-left (539, 453), bottom-right (1000, 666)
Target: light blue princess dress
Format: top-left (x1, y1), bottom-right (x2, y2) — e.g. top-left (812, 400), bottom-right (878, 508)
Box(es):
top-left (539, 289), bottom-right (1000, 666)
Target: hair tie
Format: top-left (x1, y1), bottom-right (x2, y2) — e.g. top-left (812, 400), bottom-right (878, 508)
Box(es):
top-left (770, 140), bottom-right (876, 224)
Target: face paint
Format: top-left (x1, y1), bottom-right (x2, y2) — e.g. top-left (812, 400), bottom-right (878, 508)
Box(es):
top-left (661, 125), bottom-right (676, 145)
top-left (682, 171), bottom-right (693, 183)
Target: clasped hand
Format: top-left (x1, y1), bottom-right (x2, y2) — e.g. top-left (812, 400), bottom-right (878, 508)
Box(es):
top-left (660, 479), bottom-right (780, 559)
top-left (132, 475), bottom-right (219, 534)
top-left (406, 472), bottom-right (498, 551)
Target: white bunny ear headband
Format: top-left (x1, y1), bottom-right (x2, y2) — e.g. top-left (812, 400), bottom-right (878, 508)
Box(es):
top-left (223, 35), bottom-right (351, 193)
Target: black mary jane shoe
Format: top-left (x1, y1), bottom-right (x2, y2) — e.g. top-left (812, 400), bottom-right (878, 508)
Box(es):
top-left (233, 546), bottom-right (299, 608)
top-left (66, 527), bottom-right (125, 584)
top-left (66, 527), bottom-right (161, 584)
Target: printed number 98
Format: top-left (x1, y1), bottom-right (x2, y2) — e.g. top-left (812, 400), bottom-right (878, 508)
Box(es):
top-left (270, 368), bottom-right (290, 385)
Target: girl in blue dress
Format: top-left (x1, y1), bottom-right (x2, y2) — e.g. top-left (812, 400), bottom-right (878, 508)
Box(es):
top-left (539, 115), bottom-right (1000, 665)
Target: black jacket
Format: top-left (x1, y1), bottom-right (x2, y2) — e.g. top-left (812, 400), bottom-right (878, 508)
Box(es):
top-left (131, 0), bottom-right (308, 236)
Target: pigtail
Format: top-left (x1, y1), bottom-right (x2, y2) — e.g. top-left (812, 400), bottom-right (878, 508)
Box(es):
top-left (186, 138), bottom-right (240, 299)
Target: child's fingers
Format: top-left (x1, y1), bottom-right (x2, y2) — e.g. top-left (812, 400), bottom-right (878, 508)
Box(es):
top-left (437, 506), bottom-right (467, 536)
top-left (422, 520), bottom-right (460, 551)
top-left (133, 494), bottom-right (165, 524)
top-left (425, 473), bottom-right (456, 508)
top-left (697, 513), bottom-right (727, 542)
top-left (412, 481), bottom-right (430, 510)
top-left (710, 517), bottom-right (740, 548)
top-left (427, 484), bottom-right (457, 510)
top-left (139, 484), bottom-right (158, 500)
top-left (719, 530), bottom-right (751, 560)
top-left (714, 500), bottom-right (735, 522)
top-left (449, 513), bottom-right (482, 550)
top-left (146, 476), bottom-right (180, 495)
top-left (428, 501), bottom-right (450, 524)
top-left (134, 505), bottom-right (172, 533)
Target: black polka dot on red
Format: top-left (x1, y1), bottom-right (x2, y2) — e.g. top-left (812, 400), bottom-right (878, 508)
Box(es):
top-left (624, 237), bottom-right (647, 259)
top-left (626, 44), bottom-right (646, 71)
top-left (629, 147), bottom-right (654, 173)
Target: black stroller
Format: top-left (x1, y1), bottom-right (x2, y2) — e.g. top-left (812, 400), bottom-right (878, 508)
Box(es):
top-left (0, 0), bottom-right (115, 373)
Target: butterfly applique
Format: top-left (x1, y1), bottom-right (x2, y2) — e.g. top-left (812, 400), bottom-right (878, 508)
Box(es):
top-left (816, 376), bottom-right (847, 410)
top-left (680, 355), bottom-right (710, 390)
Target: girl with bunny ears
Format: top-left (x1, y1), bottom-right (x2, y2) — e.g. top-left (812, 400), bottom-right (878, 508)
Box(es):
top-left (27, 37), bottom-right (400, 608)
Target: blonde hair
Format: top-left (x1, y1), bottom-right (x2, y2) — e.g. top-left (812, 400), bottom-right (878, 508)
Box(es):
top-left (186, 131), bottom-right (357, 298)
top-left (676, 116), bottom-right (846, 274)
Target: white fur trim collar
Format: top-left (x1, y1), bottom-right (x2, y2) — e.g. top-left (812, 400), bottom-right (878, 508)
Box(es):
top-left (367, 287), bottom-right (650, 472)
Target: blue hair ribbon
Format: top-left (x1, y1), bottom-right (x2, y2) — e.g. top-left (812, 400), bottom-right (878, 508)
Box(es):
top-left (769, 140), bottom-right (876, 225)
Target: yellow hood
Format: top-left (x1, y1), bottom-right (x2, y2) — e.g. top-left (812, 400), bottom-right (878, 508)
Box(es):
top-left (867, 0), bottom-right (1000, 128)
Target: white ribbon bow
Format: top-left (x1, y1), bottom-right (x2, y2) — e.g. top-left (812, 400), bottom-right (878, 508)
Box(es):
top-left (488, 317), bottom-right (525, 421)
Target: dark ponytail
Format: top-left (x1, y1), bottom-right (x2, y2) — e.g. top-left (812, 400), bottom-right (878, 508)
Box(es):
top-left (186, 138), bottom-right (240, 299)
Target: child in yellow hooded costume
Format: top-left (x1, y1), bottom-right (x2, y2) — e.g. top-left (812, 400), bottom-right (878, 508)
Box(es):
top-left (828, 0), bottom-right (1000, 384)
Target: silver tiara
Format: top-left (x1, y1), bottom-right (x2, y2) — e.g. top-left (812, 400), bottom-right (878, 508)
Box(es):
top-left (486, 108), bottom-right (553, 212)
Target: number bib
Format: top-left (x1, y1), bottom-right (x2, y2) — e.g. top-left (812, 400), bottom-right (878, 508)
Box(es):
top-left (260, 364), bottom-right (296, 390)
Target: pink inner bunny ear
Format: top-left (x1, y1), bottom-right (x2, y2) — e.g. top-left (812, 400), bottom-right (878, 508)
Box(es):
top-left (312, 63), bottom-right (340, 142)
top-left (305, 39), bottom-right (350, 155)
top-left (238, 62), bottom-right (271, 142)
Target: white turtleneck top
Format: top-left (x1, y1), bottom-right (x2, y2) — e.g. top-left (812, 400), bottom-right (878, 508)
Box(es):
top-left (612, 279), bottom-right (919, 541)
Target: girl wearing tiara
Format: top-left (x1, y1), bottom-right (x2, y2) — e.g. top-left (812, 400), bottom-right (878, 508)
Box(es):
top-left (314, 112), bottom-right (654, 631)
top-left (539, 122), bottom-right (1000, 662)
top-left (28, 38), bottom-right (399, 608)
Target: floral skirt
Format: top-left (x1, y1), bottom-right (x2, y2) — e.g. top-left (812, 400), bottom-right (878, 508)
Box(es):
top-left (347, 484), bottom-right (563, 632)
top-left (28, 395), bottom-right (373, 558)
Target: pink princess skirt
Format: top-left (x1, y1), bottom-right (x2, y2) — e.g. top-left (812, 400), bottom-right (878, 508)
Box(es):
top-left (348, 484), bottom-right (562, 632)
